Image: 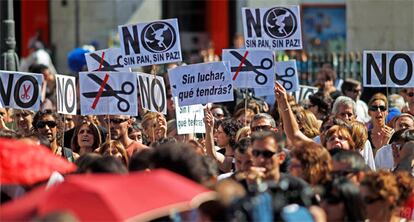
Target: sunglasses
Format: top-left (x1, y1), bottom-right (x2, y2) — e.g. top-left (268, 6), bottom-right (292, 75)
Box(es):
top-left (105, 118), bottom-right (129, 124)
top-left (36, 121), bottom-right (57, 129)
top-left (408, 92), bottom-right (414, 97)
top-left (252, 149), bottom-right (277, 159)
top-left (251, 125), bottom-right (272, 132)
top-left (369, 105), bottom-right (387, 112)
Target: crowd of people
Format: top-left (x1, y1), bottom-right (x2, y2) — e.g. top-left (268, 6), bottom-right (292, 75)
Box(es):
top-left (1, 46), bottom-right (414, 221)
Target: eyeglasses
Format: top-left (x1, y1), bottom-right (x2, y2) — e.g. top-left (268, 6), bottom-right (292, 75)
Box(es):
top-left (251, 125), bottom-right (273, 132)
top-left (36, 121), bottom-right (57, 129)
top-left (105, 118), bottom-right (129, 124)
top-left (252, 149), bottom-right (277, 159)
top-left (408, 92), bottom-right (414, 97)
top-left (369, 105), bottom-right (387, 112)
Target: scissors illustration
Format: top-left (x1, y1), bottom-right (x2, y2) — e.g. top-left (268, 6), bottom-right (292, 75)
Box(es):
top-left (90, 53), bottom-right (123, 71)
top-left (276, 67), bottom-right (295, 90)
top-left (82, 74), bottom-right (134, 112)
top-left (21, 84), bottom-right (31, 100)
top-left (230, 51), bottom-right (272, 85)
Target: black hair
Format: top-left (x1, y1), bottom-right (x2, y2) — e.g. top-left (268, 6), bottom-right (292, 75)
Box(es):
top-left (151, 137), bottom-right (177, 148)
top-left (28, 63), bottom-right (49, 74)
top-left (234, 137), bottom-right (251, 154)
top-left (77, 155), bottom-right (127, 174)
top-left (129, 149), bottom-right (154, 172)
top-left (332, 149), bottom-right (368, 172)
top-left (217, 118), bottom-right (243, 149)
top-left (251, 131), bottom-right (281, 153)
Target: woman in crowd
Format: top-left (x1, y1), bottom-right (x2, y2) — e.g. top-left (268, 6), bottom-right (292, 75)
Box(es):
top-left (368, 93), bottom-right (394, 152)
top-left (99, 140), bottom-right (129, 167)
top-left (307, 92), bottom-right (333, 121)
top-left (70, 121), bottom-right (102, 155)
top-left (322, 125), bottom-right (355, 150)
top-left (12, 109), bottom-right (35, 136)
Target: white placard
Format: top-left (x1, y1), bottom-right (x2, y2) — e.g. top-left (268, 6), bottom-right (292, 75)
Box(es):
top-left (56, 74), bottom-right (77, 115)
top-left (85, 48), bottom-right (131, 72)
top-left (363, 51), bottom-right (414, 87)
top-left (222, 49), bottom-right (275, 88)
top-left (254, 60), bottom-right (299, 96)
top-left (174, 97), bottom-right (205, 135)
top-left (242, 6), bottom-right (302, 50)
top-left (118, 18), bottom-right (182, 67)
top-left (168, 62), bottom-right (234, 106)
top-left (136, 72), bottom-right (167, 114)
top-left (292, 85), bottom-right (319, 103)
top-left (79, 72), bottom-right (138, 115)
top-left (0, 71), bottom-right (43, 111)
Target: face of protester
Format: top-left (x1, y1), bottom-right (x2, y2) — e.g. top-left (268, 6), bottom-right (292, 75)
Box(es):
top-left (211, 108), bottom-right (225, 120)
top-left (77, 124), bottom-right (95, 149)
top-left (166, 90), bottom-right (175, 119)
top-left (406, 88), bottom-right (414, 113)
top-left (315, 74), bottom-right (333, 90)
top-left (250, 118), bottom-right (273, 132)
top-left (344, 86), bottom-right (362, 101)
top-left (13, 111), bottom-right (33, 132)
top-left (288, 157), bottom-right (303, 178)
top-left (335, 104), bottom-right (355, 123)
top-left (37, 115), bottom-right (58, 143)
top-left (214, 126), bottom-right (230, 147)
top-left (103, 147), bottom-right (124, 162)
top-left (369, 100), bottom-right (387, 127)
top-left (360, 185), bottom-right (391, 221)
top-left (108, 115), bottom-right (130, 140)
top-left (129, 131), bottom-right (143, 144)
top-left (326, 131), bottom-right (351, 150)
top-left (252, 137), bottom-right (284, 178)
top-left (395, 116), bottom-right (414, 131)
top-left (64, 115), bottom-right (75, 130)
top-left (235, 149), bottom-right (253, 172)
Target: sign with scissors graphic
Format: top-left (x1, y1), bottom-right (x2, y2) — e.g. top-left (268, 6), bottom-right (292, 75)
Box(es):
top-left (222, 49), bottom-right (275, 89)
top-left (79, 72), bottom-right (138, 115)
top-left (254, 60), bottom-right (299, 96)
top-left (0, 71), bottom-right (43, 111)
top-left (85, 48), bottom-right (131, 72)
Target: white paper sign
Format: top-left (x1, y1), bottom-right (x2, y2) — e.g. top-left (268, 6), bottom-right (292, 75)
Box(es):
top-left (363, 51), bottom-right (414, 87)
top-left (292, 85), bottom-right (318, 103)
top-left (222, 49), bottom-right (275, 88)
top-left (254, 60), bottom-right (299, 96)
top-left (168, 62), bottom-right (234, 106)
top-left (56, 74), bottom-right (77, 115)
top-left (137, 72), bottom-right (167, 114)
top-left (174, 97), bottom-right (205, 135)
top-left (85, 48), bottom-right (131, 72)
top-left (119, 18), bottom-right (182, 67)
top-left (0, 71), bottom-right (43, 111)
top-left (242, 6), bottom-right (302, 50)
top-left (79, 72), bottom-right (138, 115)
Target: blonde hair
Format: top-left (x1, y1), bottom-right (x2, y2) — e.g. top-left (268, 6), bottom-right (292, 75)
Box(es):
top-left (350, 121), bottom-right (368, 151)
top-left (295, 109), bottom-right (321, 138)
top-left (322, 125), bottom-right (355, 150)
top-left (368, 93), bottom-right (388, 108)
top-left (235, 126), bottom-right (251, 142)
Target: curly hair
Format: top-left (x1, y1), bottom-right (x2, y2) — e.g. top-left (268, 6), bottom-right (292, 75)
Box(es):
top-left (290, 141), bottom-right (332, 185)
top-left (216, 118), bottom-right (243, 149)
top-left (394, 171), bottom-right (414, 206)
top-left (361, 171), bottom-right (400, 208)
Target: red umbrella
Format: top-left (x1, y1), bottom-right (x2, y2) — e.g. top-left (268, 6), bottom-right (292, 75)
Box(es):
top-left (1, 169), bottom-right (215, 221)
top-left (0, 138), bottom-right (77, 185)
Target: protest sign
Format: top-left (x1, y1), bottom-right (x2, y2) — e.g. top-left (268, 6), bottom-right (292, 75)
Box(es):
top-left (85, 48), bottom-right (131, 72)
top-left (363, 51), bottom-right (414, 87)
top-left (254, 60), bottom-right (299, 96)
top-left (56, 74), bottom-right (76, 115)
top-left (137, 72), bottom-right (167, 114)
top-left (118, 18), bottom-right (182, 67)
top-left (174, 97), bottom-right (205, 135)
top-left (222, 49), bottom-right (275, 88)
top-left (79, 72), bottom-right (137, 116)
top-left (168, 62), bottom-right (234, 106)
top-left (242, 6), bottom-right (302, 50)
top-left (292, 85), bottom-right (318, 103)
top-left (0, 71), bottom-right (43, 111)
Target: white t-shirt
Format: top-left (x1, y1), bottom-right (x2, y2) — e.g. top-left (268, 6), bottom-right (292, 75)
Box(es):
top-left (374, 144), bottom-right (394, 170)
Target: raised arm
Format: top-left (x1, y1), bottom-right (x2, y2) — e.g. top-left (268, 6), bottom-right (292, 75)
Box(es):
top-left (203, 108), bottom-right (228, 169)
top-left (274, 82), bottom-right (313, 145)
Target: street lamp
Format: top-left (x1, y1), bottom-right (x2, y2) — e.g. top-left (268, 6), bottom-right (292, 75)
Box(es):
top-left (0, 0), bottom-right (19, 71)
